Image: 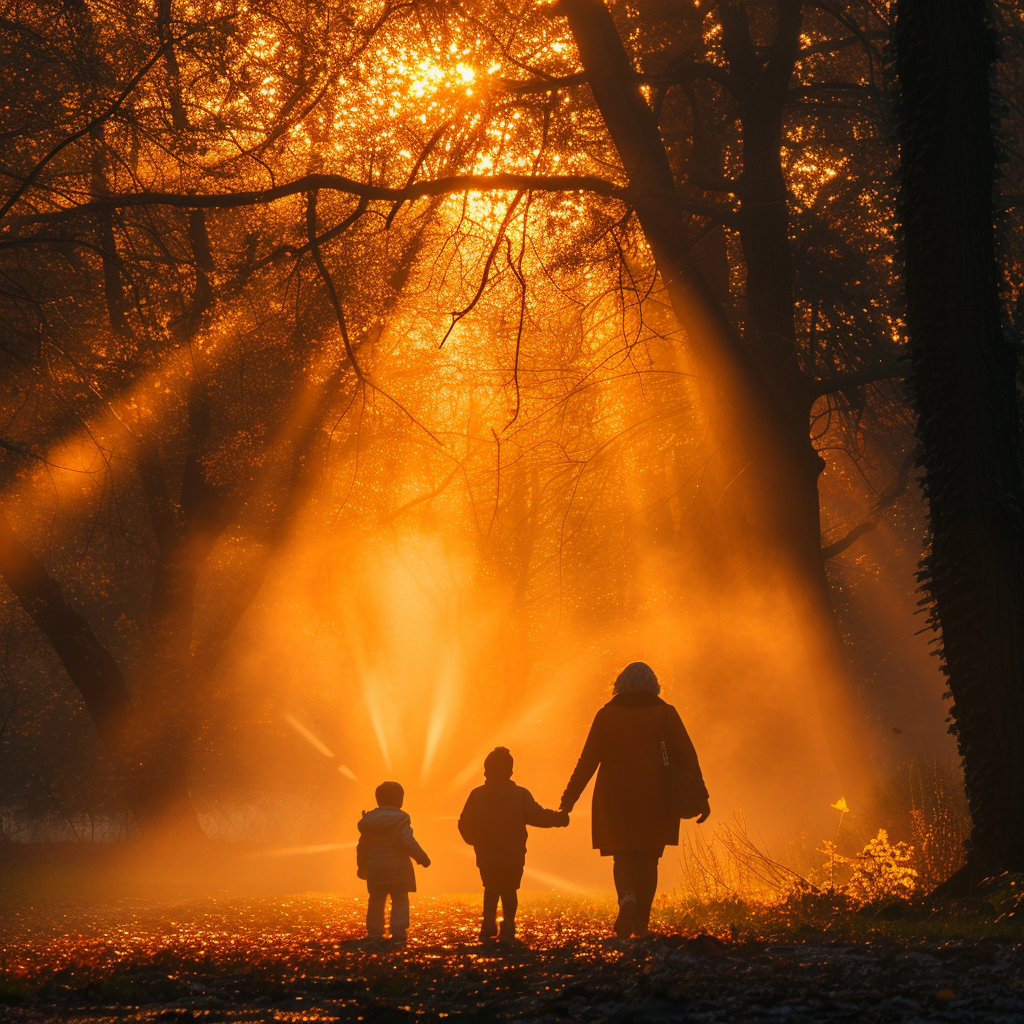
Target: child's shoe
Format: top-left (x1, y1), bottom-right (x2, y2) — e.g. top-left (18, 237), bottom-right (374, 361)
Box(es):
top-left (479, 917), bottom-right (498, 943)
top-left (498, 918), bottom-right (516, 943)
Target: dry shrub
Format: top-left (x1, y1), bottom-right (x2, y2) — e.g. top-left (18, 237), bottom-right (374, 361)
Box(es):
top-left (671, 759), bottom-right (971, 921)
top-left (677, 814), bottom-right (811, 904)
top-left (906, 762), bottom-right (969, 889)
top-left (678, 817), bottom-right (919, 911)
top-left (872, 756), bottom-right (970, 890)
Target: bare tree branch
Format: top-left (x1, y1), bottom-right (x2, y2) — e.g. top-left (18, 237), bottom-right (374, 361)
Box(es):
top-left (821, 451), bottom-right (917, 559)
top-left (379, 468), bottom-right (459, 527)
top-left (8, 173), bottom-right (629, 229)
top-left (813, 360), bottom-right (905, 398)
top-left (821, 520), bottom-right (877, 559)
top-left (0, 42), bottom-right (171, 222)
top-left (306, 190), bottom-right (365, 381)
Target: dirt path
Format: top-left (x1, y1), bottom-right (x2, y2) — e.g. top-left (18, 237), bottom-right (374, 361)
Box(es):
top-left (1, 897), bottom-right (1022, 1023)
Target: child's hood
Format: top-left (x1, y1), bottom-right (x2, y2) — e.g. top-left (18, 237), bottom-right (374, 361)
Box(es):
top-left (359, 806), bottom-right (411, 836)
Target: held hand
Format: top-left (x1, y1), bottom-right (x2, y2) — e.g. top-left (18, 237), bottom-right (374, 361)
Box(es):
top-left (696, 801), bottom-right (711, 825)
top-left (556, 810), bottom-right (570, 827)
top-left (420, 857), bottom-right (431, 868)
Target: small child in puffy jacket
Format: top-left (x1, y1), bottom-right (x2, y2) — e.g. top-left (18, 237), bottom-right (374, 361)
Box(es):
top-left (357, 781), bottom-right (430, 942)
top-left (458, 747), bottom-right (568, 943)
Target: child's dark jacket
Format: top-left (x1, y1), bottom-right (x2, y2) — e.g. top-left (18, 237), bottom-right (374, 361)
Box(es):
top-left (357, 807), bottom-right (429, 892)
top-left (458, 778), bottom-right (564, 869)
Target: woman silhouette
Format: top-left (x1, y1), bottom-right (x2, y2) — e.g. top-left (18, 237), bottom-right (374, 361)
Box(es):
top-left (560, 661), bottom-right (709, 938)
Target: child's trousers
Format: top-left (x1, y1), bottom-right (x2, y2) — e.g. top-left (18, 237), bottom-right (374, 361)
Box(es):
top-left (479, 863), bottom-right (523, 940)
top-left (367, 890), bottom-right (410, 939)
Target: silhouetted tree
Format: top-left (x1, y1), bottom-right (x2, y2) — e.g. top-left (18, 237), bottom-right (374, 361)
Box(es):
top-left (895, 0), bottom-right (1024, 879)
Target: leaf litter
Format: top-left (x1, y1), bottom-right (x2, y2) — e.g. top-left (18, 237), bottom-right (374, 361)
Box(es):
top-left (0, 894), bottom-right (1022, 1023)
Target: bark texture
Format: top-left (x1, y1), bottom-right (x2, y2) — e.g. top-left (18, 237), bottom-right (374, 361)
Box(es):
top-left (895, 0), bottom-right (1024, 875)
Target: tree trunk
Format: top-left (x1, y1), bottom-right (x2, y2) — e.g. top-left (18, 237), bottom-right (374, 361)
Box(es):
top-left (0, 504), bottom-right (134, 758)
top-left (715, 2), bottom-right (877, 800)
top-left (720, 1), bottom-right (809, 429)
top-left (133, 393), bottom-right (232, 840)
top-left (0, 503), bottom-right (201, 835)
top-left (895, 0), bottom-right (1024, 878)
top-left (560, 0), bottom-right (870, 788)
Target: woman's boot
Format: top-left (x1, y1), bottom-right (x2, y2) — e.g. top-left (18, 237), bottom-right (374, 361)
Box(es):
top-left (614, 892), bottom-right (636, 939)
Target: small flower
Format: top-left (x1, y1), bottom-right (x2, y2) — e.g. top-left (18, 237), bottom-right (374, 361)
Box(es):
top-left (831, 797), bottom-right (850, 813)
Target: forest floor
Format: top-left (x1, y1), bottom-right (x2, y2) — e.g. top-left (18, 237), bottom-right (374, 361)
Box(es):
top-left (2, 884), bottom-right (1023, 1024)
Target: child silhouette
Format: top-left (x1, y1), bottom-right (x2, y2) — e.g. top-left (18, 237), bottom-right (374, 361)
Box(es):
top-left (357, 781), bottom-right (430, 943)
top-left (458, 747), bottom-right (568, 943)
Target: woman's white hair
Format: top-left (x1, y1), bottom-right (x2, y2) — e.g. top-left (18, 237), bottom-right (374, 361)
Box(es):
top-left (613, 661), bottom-right (660, 694)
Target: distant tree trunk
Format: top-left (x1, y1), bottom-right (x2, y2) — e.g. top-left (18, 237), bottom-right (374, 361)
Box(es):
top-left (133, 392), bottom-right (231, 840)
top-left (0, 504), bottom-right (201, 836)
top-left (720, 0), bottom-right (806, 420)
top-left (158, 0), bottom-right (215, 337)
top-left (0, 505), bottom-right (134, 758)
top-left (90, 134), bottom-right (131, 338)
top-left (133, 202), bottom-right (438, 822)
top-left (560, 0), bottom-right (870, 788)
top-left (895, 0), bottom-right (1024, 879)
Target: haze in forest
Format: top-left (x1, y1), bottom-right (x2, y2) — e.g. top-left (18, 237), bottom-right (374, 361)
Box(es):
top-left (5, 0), bottom-right (1020, 894)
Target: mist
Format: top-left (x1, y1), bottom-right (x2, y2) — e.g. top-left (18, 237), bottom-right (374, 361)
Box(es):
top-left (1, 255), bottom-right (955, 899)
top-left (0, 0), bottom-right (974, 905)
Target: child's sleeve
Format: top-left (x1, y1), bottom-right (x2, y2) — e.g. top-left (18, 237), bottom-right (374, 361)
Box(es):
top-left (356, 832), bottom-right (367, 879)
top-left (401, 820), bottom-right (431, 866)
top-left (522, 789), bottom-right (570, 828)
top-left (457, 790), bottom-right (480, 846)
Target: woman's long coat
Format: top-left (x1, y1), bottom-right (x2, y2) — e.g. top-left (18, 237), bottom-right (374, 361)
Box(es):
top-left (561, 691), bottom-right (708, 853)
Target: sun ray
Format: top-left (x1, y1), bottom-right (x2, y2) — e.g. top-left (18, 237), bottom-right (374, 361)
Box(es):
top-left (421, 655), bottom-right (460, 781)
top-left (522, 865), bottom-right (595, 895)
top-left (284, 714), bottom-right (334, 758)
top-left (445, 692), bottom-right (566, 792)
top-left (363, 672), bottom-right (394, 771)
top-left (249, 842), bottom-right (357, 858)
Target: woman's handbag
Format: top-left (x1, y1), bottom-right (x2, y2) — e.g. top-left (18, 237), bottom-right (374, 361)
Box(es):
top-left (660, 740), bottom-right (706, 819)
